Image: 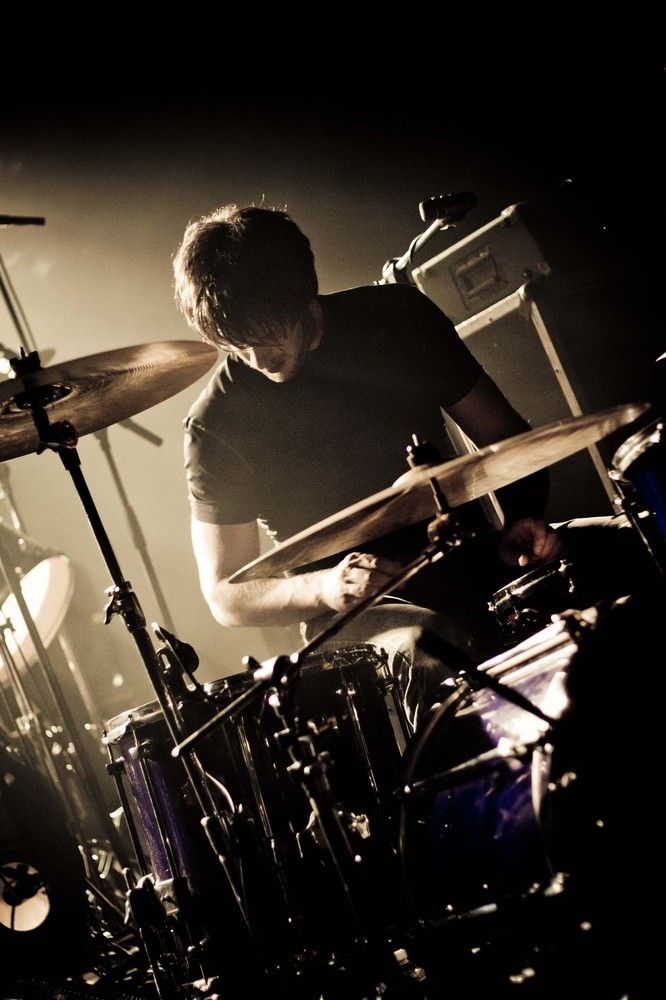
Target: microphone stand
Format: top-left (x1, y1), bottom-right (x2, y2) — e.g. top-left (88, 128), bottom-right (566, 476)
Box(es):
top-left (0, 244), bottom-right (39, 354)
top-left (379, 191), bottom-right (478, 285)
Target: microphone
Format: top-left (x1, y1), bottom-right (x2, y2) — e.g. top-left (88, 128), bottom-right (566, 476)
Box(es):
top-left (153, 623), bottom-right (199, 674)
top-left (419, 192), bottom-right (477, 225)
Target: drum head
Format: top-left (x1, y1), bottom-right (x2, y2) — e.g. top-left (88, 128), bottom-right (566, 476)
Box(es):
top-left (0, 746), bottom-right (91, 979)
top-left (612, 417), bottom-right (663, 474)
top-left (0, 555), bottom-right (74, 672)
top-left (104, 698), bottom-right (162, 744)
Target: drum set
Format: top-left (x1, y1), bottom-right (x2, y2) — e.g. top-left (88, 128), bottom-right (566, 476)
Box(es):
top-left (0, 342), bottom-right (663, 1000)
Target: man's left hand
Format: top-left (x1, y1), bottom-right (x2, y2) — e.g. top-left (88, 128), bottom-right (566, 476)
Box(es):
top-left (498, 517), bottom-right (564, 568)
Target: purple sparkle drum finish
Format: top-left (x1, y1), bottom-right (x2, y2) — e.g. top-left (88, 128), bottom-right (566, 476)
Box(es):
top-left (398, 594), bottom-right (661, 942)
top-left (399, 614), bottom-right (576, 922)
top-left (610, 416), bottom-right (666, 576)
top-left (105, 700), bottom-right (200, 886)
top-left (105, 644), bottom-right (408, 960)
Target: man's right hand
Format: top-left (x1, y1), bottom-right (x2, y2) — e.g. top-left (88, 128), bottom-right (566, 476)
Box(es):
top-left (318, 551), bottom-right (404, 612)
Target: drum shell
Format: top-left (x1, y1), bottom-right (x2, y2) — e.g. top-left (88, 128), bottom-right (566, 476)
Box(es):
top-left (203, 645), bottom-right (405, 833)
top-left (105, 644), bottom-right (407, 959)
top-left (0, 745), bottom-right (91, 979)
top-left (488, 559), bottom-right (577, 645)
top-left (398, 597), bottom-right (661, 924)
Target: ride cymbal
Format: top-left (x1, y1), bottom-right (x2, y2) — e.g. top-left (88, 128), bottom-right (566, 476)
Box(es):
top-left (0, 341), bottom-right (217, 461)
top-left (229, 402), bottom-right (650, 582)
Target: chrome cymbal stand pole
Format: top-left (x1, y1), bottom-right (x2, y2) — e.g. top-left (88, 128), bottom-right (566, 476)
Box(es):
top-left (94, 425), bottom-right (176, 633)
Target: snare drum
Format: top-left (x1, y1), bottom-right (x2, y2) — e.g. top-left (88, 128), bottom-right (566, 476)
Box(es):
top-left (610, 416), bottom-right (666, 575)
top-left (488, 559), bottom-right (577, 645)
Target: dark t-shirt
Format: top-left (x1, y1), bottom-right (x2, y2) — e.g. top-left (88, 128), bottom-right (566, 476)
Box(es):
top-left (184, 284), bottom-right (482, 549)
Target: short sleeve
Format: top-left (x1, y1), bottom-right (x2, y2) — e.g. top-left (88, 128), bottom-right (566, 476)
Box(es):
top-left (394, 285), bottom-right (482, 406)
top-left (184, 416), bottom-right (261, 525)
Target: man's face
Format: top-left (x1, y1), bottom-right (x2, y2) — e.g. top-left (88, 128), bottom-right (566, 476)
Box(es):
top-left (232, 315), bottom-right (314, 383)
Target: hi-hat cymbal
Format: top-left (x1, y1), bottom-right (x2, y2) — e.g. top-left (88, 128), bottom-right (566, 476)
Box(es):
top-left (229, 402), bottom-right (650, 582)
top-left (0, 341), bottom-right (217, 461)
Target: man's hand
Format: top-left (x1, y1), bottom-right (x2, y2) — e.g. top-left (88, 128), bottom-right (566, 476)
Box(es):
top-left (318, 552), bottom-right (404, 612)
top-left (498, 517), bottom-right (564, 568)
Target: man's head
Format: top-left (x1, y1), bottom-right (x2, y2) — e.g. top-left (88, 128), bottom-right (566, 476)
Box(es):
top-left (173, 205), bottom-right (319, 380)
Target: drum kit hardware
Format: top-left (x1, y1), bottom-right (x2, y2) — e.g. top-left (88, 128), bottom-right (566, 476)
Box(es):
top-left (609, 416), bottom-right (666, 577)
top-left (0, 339), bottom-right (662, 999)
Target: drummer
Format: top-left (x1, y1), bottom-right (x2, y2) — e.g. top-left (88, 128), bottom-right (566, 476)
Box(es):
top-left (173, 204), bottom-right (571, 728)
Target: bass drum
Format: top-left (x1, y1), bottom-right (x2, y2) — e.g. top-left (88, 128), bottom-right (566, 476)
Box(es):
top-left (398, 595), bottom-right (663, 998)
top-left (0, 745), bottom-right (91, 983)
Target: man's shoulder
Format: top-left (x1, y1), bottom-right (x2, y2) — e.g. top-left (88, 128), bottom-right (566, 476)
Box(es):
top-left (324, 282), bottom-right (428, 311)
top-left (323, 283), bottom-right (450, 329)
top-left (184, 354), bottom-right (249, 429)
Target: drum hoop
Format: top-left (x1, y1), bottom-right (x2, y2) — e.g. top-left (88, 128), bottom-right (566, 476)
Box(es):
top-left (400, 683), bottom-right (471, 788)
top-left (104, 700), bottom-right (162, 742)
top-left (612, 417), bottom-right (663, 473)
top-left (204, 644), bottom-right (387, 701)
top-left (488, 559), bottom-right (573, 611)
top-left (306, 643), bottom-right (386, 670)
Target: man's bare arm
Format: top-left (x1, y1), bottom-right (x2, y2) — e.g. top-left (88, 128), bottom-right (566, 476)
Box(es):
top-left (191, 519), bottom-right (401, 627)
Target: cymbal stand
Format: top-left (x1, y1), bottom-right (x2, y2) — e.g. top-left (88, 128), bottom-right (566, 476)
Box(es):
top-left (11, 351), bottom-right (256, 995)
top-left (94, 425), bottom-right (176, 632)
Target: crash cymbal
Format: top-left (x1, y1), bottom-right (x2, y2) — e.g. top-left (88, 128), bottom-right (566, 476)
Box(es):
top-left (229, 402), bottom-right (650, 582)
top-left (0, 341), bottom-right (217, 461)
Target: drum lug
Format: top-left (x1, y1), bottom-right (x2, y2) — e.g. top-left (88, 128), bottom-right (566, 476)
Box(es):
top-left (106, 755), bottom-right (126, 777)
top-left (127, 738), bottom-right (157, 763)
top-left (346, 812), bottom-right (371, 840)
top-left (393, 946), bottom-right (427, 985)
